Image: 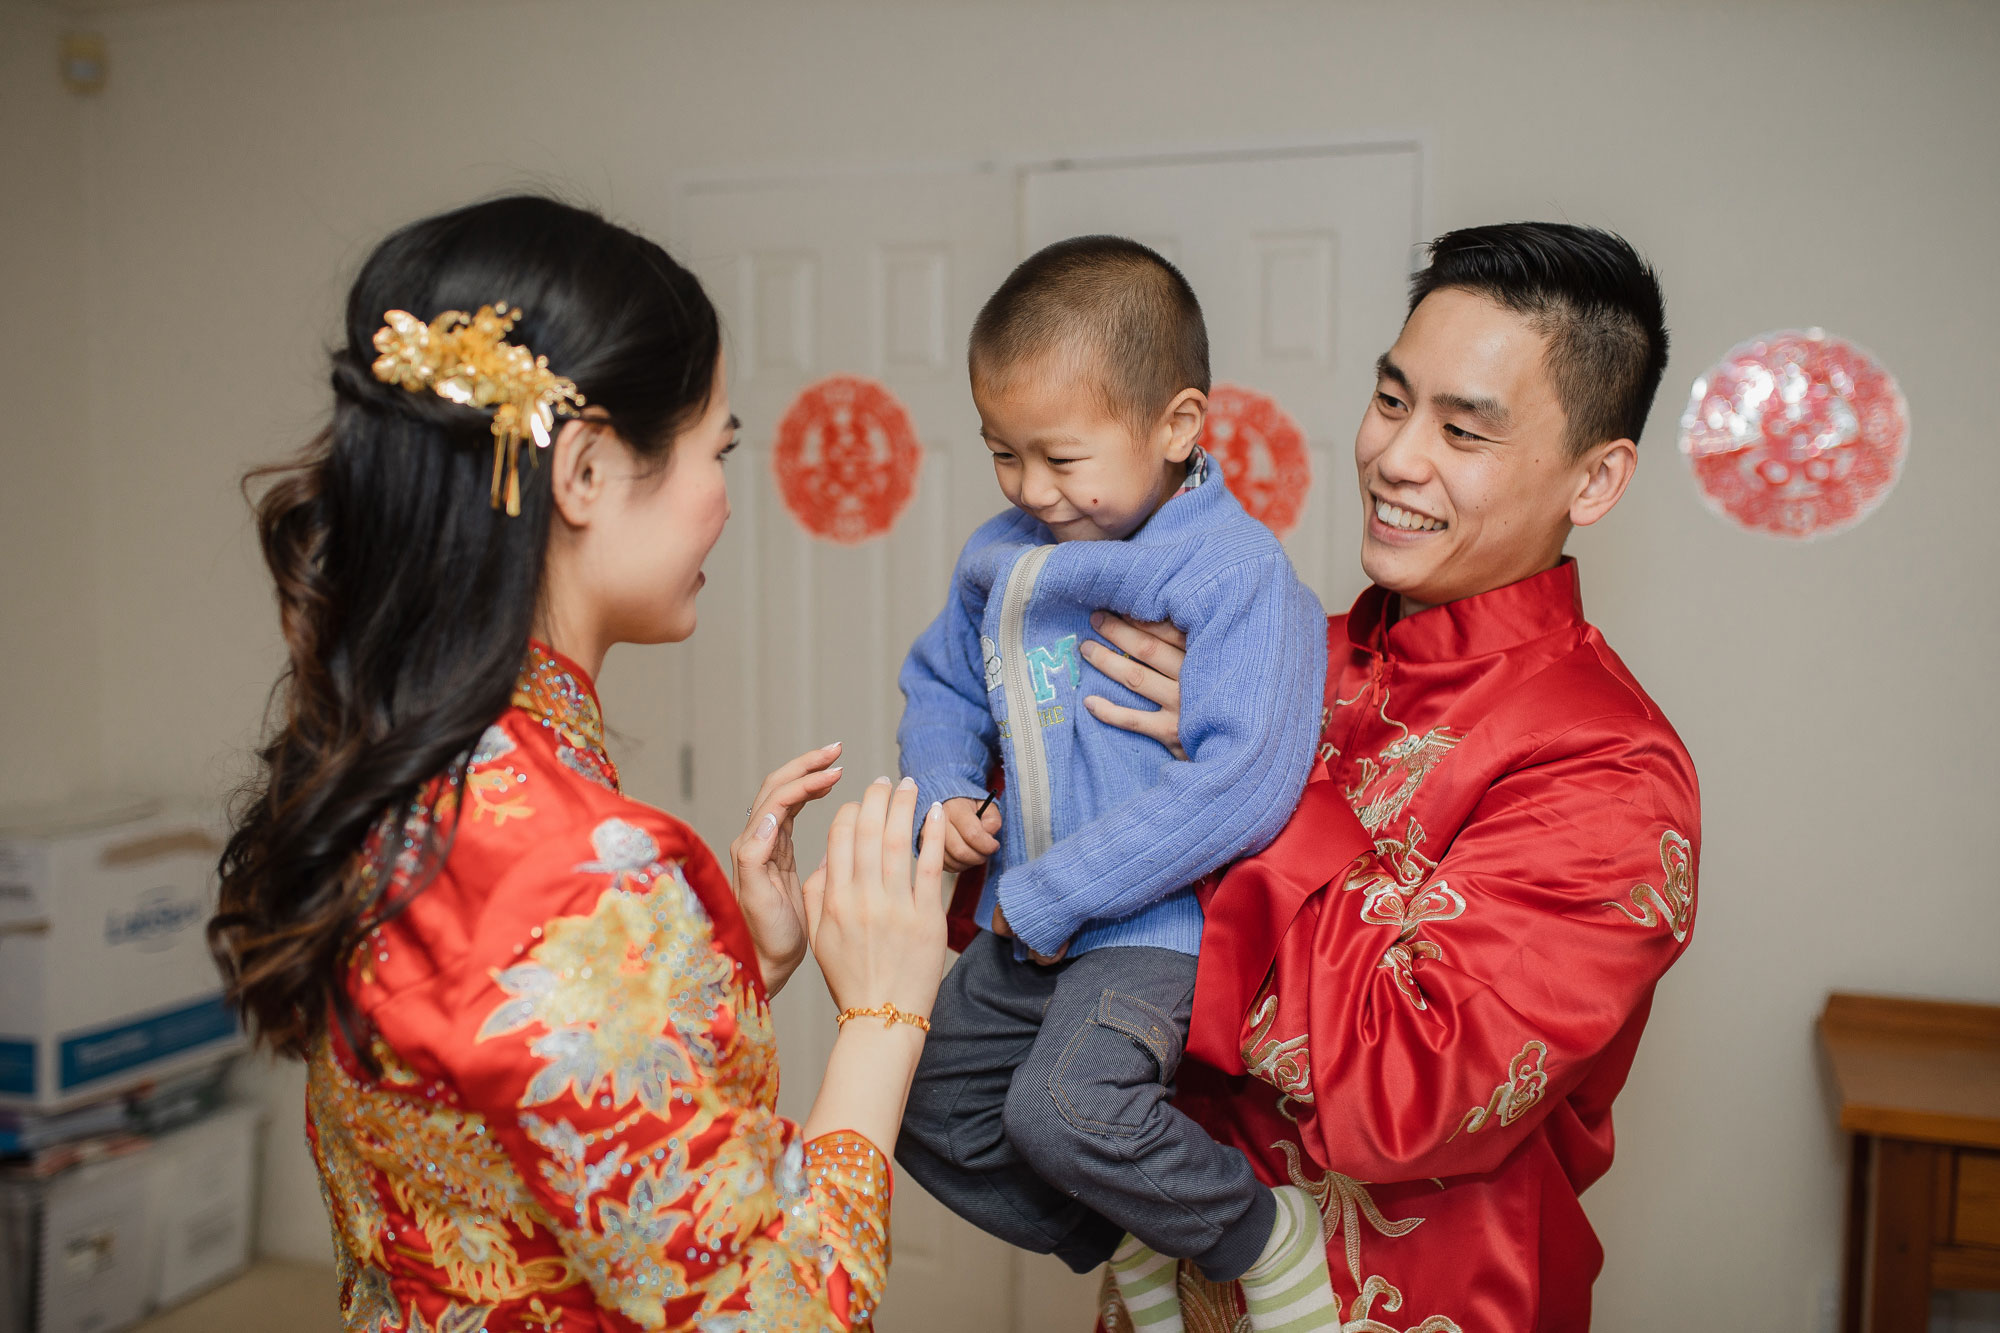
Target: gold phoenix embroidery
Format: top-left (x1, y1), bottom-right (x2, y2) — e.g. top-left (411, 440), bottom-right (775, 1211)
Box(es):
top-left (1449, 1040), bottom-right (1550, 1141)
top-left (307, 1036), bottom-right (576, 1312)
top-left (1606, 829), bottom-right (1695, 943)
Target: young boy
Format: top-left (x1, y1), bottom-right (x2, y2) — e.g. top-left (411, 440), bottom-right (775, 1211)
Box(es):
top-left (895, 237), bottom-right (1336, 1332)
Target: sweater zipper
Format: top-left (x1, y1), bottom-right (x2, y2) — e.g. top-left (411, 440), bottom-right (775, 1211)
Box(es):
top-left (998, 545), bottom-right (1058, 861)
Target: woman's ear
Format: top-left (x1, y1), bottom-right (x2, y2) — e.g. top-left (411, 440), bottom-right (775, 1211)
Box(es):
top-left (549, 414), bottom-right (616, 528)
top-left (1159, 388), bottom-right (1207, 463)
top-left (1570, 437), bottom-right (1638, 528)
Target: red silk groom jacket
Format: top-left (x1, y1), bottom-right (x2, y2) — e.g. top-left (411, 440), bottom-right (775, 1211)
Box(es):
top-left (1102, 559), bottom-right (1700, 1333)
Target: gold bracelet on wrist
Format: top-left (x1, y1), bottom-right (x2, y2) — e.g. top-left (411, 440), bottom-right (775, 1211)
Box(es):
top-left (835, 1002), bottom-right (931, 1032)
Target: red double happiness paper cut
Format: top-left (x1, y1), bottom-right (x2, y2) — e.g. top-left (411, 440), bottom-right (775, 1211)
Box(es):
top-left (1202, 383), bottom-right (1311, 536)
top-left (773, 375), bottom-right (922, 543)
top-left (1678, 329), bottom-right (1908, 540)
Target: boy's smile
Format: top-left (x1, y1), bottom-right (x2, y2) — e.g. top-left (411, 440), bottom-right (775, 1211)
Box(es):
top-left (973, 351), bottom-right (1203, 542)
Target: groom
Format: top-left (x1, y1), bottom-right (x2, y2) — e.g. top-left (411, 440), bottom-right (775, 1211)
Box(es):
top-left (1084, 221), bottom-right (1699, 1331)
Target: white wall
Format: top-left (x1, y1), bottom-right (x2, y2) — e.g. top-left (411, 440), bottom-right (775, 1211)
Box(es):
top-left (3, 1), bottom-right (1997, 1328)
top-left (0, 0), bottom-right (98, 806)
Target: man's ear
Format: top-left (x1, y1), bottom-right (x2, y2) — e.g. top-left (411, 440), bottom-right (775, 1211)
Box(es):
top-left (1159, 388), bottom-right (1207, 463)
top-left (1571, 437), bottom-right (1638, 528)
top-left (549, 415), bottom-right (616, 528)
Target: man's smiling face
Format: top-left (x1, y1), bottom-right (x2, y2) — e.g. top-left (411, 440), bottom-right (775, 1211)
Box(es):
top-left (1356, 287), bottom-right (1594, 613)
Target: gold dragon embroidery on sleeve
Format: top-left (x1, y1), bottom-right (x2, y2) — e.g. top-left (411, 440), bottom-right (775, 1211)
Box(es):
top-left (1605, 829), bottom-right (1695, 943)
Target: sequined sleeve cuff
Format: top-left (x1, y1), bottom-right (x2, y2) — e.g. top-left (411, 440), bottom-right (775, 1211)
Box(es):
top-left (804, 1130), bottom-right (893, 1328)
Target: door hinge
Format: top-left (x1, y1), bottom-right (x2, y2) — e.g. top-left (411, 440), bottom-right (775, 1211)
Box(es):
top-left (679, 743), bottom-right (695, 803)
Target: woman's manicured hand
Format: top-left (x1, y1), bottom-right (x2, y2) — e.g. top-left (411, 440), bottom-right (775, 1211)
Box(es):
top-left (804, 777), bottom-right (949, 1022)
top-left (730, 742), bottom-right (844, 995)
top-left (1081, 612), bottom-right (1189, 760)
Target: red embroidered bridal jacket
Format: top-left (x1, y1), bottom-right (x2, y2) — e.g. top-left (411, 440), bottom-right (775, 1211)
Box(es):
top-left (307, 644), bottom-right (890, 1333)
top-left (1104, 560), bottom-right (1699, 1333)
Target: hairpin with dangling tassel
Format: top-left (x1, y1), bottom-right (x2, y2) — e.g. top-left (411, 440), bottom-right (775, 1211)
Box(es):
top-left (369, 304), bottom-right (585, 516)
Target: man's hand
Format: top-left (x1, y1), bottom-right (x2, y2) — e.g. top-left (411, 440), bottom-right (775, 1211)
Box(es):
top-left (941, 796), bottom-right (1003, 873)
top-left (990, 901), bottom-right (1069, 965)
top-left (1081, 612), bottom-right (1189, 760)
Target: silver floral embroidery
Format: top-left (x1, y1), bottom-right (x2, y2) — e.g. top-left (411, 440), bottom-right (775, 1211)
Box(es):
top-left (470, 725), bottom-right (517, 768)
top-left (480, 844), bottom-right (732, 1115)
top-left (577, 818), bottom-right (660, 885)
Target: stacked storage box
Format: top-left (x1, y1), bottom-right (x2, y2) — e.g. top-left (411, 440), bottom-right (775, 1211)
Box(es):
top-left (0, 801), bottom-right (257, 1333)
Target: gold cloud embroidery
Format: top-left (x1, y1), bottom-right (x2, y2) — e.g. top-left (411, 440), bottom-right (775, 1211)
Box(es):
top-left (1606, 830), bottom-right (1695, 943)
top-left (1449, 1040), bottom-right (1550, 1142)
top-left (1242, 993), bottom-right (1314, 1120)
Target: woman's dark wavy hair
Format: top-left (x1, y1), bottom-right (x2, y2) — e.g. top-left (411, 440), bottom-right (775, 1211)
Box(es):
top-left (211, 195), bottom-right (720, 1062)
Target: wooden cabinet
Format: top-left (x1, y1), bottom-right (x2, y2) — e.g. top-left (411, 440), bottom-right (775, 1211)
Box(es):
top-left (1820, 993), bottom-right (2000, 1331)
top-left (1955, 1152), bottom-right (2000, 1250)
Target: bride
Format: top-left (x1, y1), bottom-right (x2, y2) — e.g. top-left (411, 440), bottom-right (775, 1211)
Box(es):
top-left (210, 194), bottom-right (950, 1332)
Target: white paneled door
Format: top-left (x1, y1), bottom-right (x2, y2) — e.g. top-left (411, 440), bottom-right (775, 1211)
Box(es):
top-left (670, 167), bottom-right (1028, 1333)
top-left (661, 145), bottom-right (1422, 1333)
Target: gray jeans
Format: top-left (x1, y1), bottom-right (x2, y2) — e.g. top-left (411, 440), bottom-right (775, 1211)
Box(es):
top-left (895, 932), bottom-right (1275, 1280)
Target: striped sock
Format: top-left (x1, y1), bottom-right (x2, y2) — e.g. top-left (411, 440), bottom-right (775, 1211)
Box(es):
top-left (1109, 1233), bottom-right (1185, 1333)
top-left (1237, 1186), bottom-right (1339, 1333)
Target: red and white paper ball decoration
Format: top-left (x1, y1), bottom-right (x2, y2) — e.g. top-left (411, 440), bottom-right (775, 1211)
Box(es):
top-left (1202, 383), bottom-right (1311, 537)
top-left (1678, 329), bottom-right (1907, 540)
top-left (772, 375), bottom-right (922, 543)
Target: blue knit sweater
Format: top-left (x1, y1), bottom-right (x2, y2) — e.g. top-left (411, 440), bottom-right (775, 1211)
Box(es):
top-left (897, 475), bottom-right (1326, 958)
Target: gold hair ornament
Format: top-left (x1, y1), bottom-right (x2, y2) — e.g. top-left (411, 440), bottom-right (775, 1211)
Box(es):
top-left (370, 304), bottom-right (585, 516)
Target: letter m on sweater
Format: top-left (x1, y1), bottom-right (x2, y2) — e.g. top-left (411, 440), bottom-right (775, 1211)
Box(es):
top-left (1026, 635), bottom-right (1080, 705)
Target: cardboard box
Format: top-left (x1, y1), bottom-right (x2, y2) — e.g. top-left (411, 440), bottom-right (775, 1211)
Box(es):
top-left (0, 1101), bottom-right (261, 1333)
top-left (0, 800), bottom-right (243, 1112)
top-left (34, 1151), bottom-right (153, 1333)
top-left (145, 1103), bottom-right (259, 1308)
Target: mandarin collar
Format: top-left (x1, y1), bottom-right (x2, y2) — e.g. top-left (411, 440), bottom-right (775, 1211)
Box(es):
top-left (512, 640), bottom-right (611, 758)
top-left (1346, 558), bottom-right (1587, 664)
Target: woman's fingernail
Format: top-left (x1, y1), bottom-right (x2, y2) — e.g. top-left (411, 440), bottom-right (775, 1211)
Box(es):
top-left (898, 776), bottom-right (917, 792)
top-left (823, 740), bottom-right (842, 753)
top-left (872, 775), bottom-right (892, 786)
top-left (826, 766), bottom-right (844, 780)
top-left (928, 802), bottom-right (943, 822)
top-left (1091, 611), bottom-right (1106, 628)
top-left (754, 812), bottom-right (778, 841)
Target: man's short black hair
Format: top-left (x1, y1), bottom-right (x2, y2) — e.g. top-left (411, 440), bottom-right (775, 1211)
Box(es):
top-left (1410, 223), bottom-right (1668, 457)
top-left (970, 235), bottom-right (1209, 434)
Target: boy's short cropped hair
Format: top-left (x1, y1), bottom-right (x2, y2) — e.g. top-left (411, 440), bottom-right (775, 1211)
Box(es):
top-left (1409, 222), bottom-right (1669, 458)
top-left (970, 236), bottom-right (1210, 436)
